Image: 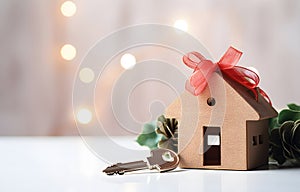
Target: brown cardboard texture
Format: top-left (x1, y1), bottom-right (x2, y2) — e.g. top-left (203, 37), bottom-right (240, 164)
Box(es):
top-left (165, 72), bottom-right (277, 170)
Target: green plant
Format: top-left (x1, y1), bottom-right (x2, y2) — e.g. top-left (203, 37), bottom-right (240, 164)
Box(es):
top-left (156, 115), bottom-right (178, 153)
top-left (136, 121), bottom-right (164, 150)
top-left (136, 115), bottom-right (178, 153)
top-left (269, 103), bottom-right (300, 165)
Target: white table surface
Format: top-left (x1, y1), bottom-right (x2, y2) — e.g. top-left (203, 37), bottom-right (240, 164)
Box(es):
top-left (1, 137), bottom-right (299, 192)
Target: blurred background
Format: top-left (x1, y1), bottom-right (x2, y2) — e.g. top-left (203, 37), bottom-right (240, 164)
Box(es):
top-left (0, 0), bottom-right (299, 136)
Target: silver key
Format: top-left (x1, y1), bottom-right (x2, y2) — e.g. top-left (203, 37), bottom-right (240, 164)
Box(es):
top-left (102, 148), bottom-right (179, 175)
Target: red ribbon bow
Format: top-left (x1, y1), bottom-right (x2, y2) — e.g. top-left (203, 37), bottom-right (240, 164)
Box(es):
top-left (183, 46), bottom-right (272, 105)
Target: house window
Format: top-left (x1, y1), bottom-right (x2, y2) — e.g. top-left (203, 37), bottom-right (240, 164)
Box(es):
top-left (252, 136), bottom-right (257, 146)
top-left (252, 135), bottom-right (263, 146)
top-left (259, 135), bottom-right (263, 144)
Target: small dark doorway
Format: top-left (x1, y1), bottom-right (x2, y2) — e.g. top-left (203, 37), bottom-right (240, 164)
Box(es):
top-left (203, 126), bottom-right (221, 165)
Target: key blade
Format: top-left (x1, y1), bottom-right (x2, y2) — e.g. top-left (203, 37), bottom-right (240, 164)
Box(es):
top-left (103, 160), bottom-right (148, 175)
top-left (147, 148), bottom-right (179, 172)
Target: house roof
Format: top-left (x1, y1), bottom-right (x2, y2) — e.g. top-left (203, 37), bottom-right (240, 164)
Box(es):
top-left (221, 72), bottom-right (278, 120)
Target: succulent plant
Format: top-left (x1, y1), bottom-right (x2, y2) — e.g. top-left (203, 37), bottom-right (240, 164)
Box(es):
top-left (270, 120), bottom-right (300, 164)
top-left (156, 115), bottom-right (178, 153)
top-left (269, 103), bottom-right (300, 165)
top-left (136, 115), bottom-right (179, 153)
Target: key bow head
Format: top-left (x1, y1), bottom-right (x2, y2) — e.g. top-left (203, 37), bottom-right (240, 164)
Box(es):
top-left (147, 148), bottom-right (179, 172)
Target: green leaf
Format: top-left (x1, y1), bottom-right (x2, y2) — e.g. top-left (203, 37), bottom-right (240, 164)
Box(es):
top-left (279, 121), bottom-right (294, 159)
top-left (157, 115), bottom-right (166, 124)
top-left (269, 117), bottom-right (280, 132)
top-left (136, 121), bottom-right (163, 150)
top-left (278, 109), bottom-right (300, 124)
top-left (291, 122), bottom-right (300, 151)
top-left (287, 103), bottom-right (300, 111)
top-left (141, 122), bottom-right (156, 134)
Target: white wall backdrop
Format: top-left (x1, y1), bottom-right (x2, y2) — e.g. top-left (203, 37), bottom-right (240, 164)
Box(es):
top-left (0, 0), bottom-right (299, 135)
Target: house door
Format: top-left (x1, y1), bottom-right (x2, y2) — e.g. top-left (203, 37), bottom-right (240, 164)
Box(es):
top-left (203, 126), bottom-right (221, 165)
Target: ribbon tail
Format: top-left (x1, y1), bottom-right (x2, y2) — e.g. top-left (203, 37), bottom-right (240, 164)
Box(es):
top-left (185, 79), bottom-right (207, 96)
top-left (258, 88), bottom-right (272, 106)
top-left (185, 80), bottom-right (196, 95)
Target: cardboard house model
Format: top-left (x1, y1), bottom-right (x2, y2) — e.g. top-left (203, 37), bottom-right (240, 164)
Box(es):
top-left (165, 71), bottom-right (278, 170)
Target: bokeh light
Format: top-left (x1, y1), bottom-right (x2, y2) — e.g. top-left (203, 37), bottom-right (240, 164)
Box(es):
top-left (76, 108), bottom-right (92, 124)
top-left (120, 53), bottom-right (136, 69)
top-left (60, 44), bottom-right (77, 61)
top-left (61, 1), bottom-right (77, 17)
top-left (79, 68), bottom-right (95, 83)
top-left (174, 19), bottom-right (188, 32)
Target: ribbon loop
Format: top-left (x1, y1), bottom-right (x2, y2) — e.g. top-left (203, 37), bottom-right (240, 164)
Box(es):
top-left (183, 51), bottom-right (206, 70)
top-left (218, 47), bottom-right (242, 69)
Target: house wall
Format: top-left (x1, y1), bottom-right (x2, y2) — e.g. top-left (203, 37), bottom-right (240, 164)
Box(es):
top-left (166, 73), bottom-right (260, 170)
top-left (246, 120), bottom-right (269, 169)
